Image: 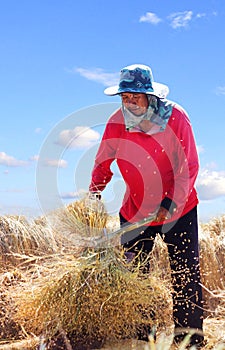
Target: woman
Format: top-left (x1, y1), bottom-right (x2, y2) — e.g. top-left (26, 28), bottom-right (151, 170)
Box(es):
top-left (89, 64), bottom-right (204, 347)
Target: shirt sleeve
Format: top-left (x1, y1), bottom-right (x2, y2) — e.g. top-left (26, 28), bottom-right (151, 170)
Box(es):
top-left (89, 115), bottom-right (122, 192)
top-left (160, 106), bottom-right (199, 214)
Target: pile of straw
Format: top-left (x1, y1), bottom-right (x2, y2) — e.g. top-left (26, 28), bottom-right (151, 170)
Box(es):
top-left (0, 215), bottom-right (66, 268)
top-left (199, 216), bottom-right (225, 313)
top-left (13, 248), bottom-right (172, 349)
top-left (0, 200), bottom-right (172, 349)
top-left (39, 197), bottom-right (109, 250)
top-left (0, 204), bottom-right (225, 349)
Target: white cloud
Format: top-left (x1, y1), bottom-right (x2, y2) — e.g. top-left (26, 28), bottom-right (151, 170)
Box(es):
top-left (60, 189), bottom-right (86, 199)
top-left (197, 169), bottom-right (225, 200)
top-left (168, 11), bottom-right (193, 29)
top-left (197, 145), bottom-right (204, 154)
top-left (139, 12), bottom-right (162, 24)
top-left (44, 159), bottom-right (68, 168)
top-left (60, 192), bottom-right (78, 199)
top-left (35, 128), bottom-right (42, 134)
top-left (74, 67), bottom-right (119, 87)
top-left (2, 188), bottom-right (24, 193)
top-left (57, 126), bottom-right (100, 149)
top-left (196, 13), bottom-right (206, 19)
top-left (0, 152), bottom-right (28, 167)
top-left (215, 86), bottom-right (225, 96)
top-left (30, 155), bottom-right (39, 161)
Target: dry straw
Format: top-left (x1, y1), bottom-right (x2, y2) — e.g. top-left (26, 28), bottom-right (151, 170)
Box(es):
top-left (6, 199), bottom-right (172, 348)
top-left (13, 249), bottom-right (171, 349)
top-left (0, 215), bottom-right (67, 268)
top-left (199, 215), bottom-right (225, 313)
top-left (0, 204), bottom-right (225, 349)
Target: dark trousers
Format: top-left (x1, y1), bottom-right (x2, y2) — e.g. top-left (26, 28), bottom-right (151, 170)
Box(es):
top-left (120, 207), bottom-right (204, 345)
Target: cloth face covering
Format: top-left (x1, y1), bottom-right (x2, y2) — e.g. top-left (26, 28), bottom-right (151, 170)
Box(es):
top-left (122, 95), bottom-right (174, 133)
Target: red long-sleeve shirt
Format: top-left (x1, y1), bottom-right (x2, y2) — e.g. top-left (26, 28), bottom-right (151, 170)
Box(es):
top-left (90, 104), bottom-right (199, 224)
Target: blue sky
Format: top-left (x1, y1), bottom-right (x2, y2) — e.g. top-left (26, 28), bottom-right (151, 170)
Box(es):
top-left (0, 0), bottom-right (225, 222)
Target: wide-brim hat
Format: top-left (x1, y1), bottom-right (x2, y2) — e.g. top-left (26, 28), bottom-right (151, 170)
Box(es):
top-left (104, 64), bottom-right (169, 99)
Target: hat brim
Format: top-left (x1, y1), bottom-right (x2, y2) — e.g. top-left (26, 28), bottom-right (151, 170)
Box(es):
top-left (104, 82), bottom-right (169, 98)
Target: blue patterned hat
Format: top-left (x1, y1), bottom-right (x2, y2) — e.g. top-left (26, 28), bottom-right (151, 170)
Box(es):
top-left (104, 64), bottom-right (169, 98)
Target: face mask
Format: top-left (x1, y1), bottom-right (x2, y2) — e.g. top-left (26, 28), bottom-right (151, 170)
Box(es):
top-left (122, 95), bottom-right (159, 131)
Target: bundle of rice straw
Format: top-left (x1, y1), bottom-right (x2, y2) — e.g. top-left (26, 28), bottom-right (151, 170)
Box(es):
top-left (0, 215), bottom-right (40, 267)
top-left (0, 215), bottom-right (68, 269)
top-left (199, 218), bottom-right (225, 313)
top-left (13, 248), bottom-right (172, 349)
top-left (0, 195), bottom-right (108, 269)
top-left (42, 196), bottom-right (109, 251)
top-left (67, 196), bottom-right (108, 232)
top-left (1, 199), bottom-right (172, 349)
